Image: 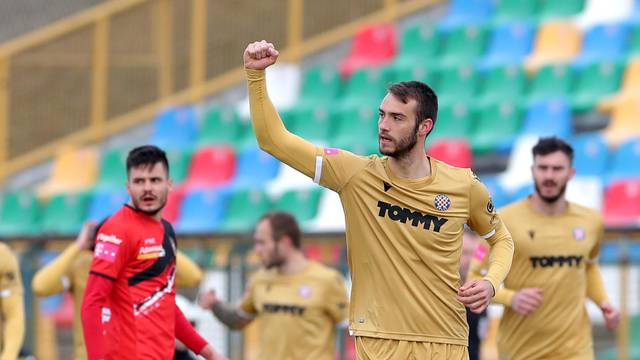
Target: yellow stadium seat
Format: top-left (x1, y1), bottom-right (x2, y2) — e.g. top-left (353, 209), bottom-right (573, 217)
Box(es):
top-left (37, 146), bottom-right (98, 197)
top-left (603, 98), bottom-right (640, 145)
top-left (525, 21), bottom-right (582, 71)
top-left (598, 58), bottom-right (640, 112)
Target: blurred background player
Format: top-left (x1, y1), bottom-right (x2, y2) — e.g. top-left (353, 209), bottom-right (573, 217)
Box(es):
top-left (243, 40), bottom-right (513, 360)
top-left (80, 145), bottom-right (225, 360)
top-left (199, 211), bottom-right (349, 360)
top-left (470, 137), bottom-right (620, 360)
top-left (0, 242), bottom-right (25, 360)
top-left (31, 220), bottom-right (204, 360)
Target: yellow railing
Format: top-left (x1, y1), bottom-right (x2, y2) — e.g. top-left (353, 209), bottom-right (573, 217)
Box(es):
top-left (0, 0), bottom-right (443, 183)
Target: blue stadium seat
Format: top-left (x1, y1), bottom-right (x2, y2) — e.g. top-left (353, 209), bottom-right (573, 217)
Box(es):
top-left (606, 137), bottom-right (640, 184)
top-left (572, 23), bottom-right (631, 67)
top-left (175, 189), bottom-right (227, 234)
top-left (438, 0), bottom-right (494, 30)
top-left (480, 176), bottom-right (511, 209)
top-left (479, 22), bottom-right (535, 69)
top-left (599, 242), bottom-right (621, 264)
top-left (87, 190), bottom-right (129, 222)
top-left (232, 147), bottom-right (281, 189)
top-left (150, 106), bottom-right (198, 150)
top-left (570, 133), bottom-right (609, 177)
top-left (521, 99), bottom-right (572, 138)
top-left (511, 183), bottom-right (534, 202)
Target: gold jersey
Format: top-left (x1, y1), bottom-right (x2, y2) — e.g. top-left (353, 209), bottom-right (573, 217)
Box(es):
top-left (239, 261), bottom-right (349, 360)
top-left (0, 242), bottom-right (25, 360)
top-left (471, 198), bottom-right (608, 360)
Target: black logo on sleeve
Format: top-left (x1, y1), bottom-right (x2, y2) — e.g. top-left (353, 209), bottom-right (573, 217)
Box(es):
top-left (530, 255), bottom-right (583, 268)
top-left (383, 181), bottom-right (392, 192)
top-left (528, 230), bottom-right (535, 240)
top-left (377, 201), bottom-right (448, 232)
top-left (486, 199), bottom-right (495, 213)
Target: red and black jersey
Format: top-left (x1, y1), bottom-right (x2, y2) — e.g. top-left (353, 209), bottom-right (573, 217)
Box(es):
top-left (88, 205), bottom-right (179, 359)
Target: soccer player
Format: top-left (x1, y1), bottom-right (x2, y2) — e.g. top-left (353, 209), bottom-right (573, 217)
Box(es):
top-left (469, 137), bottom-right (620, 360)
top-left (32, 220), bottom-right (205, 360)
top-left (0, 242), bottom-right (25, 360)
top-left (199, 211), bottom-right (349, 360)
top-left (80, 145), bottom-right (226, 360)
top-left (243, 40), bottom-right (514, 359)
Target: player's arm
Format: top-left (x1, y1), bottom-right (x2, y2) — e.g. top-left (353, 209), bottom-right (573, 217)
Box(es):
top-left (587, 221), bottom-right (620, 330)
top-left (174, 303), bottom-right (227, 360)
top-left (0, 246), bottom-right (25, 360)
top-left (33, 221), bottom-right (96, 296)
top-left (199, 289), bottom-right (253, 330)
top-left (175, 250), bottom-right (203, 288)
top-left (466, 241), bottom-right (516, 306)
top-left (325, 272), bottom-right (350, 328)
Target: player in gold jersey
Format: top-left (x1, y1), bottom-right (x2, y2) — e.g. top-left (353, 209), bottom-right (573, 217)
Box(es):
top-left (0, 242), bottom-right (25, 360)
top-left (242, 40), bottom-right (514, 360)
top-left (31, 221), bottom-right (204, 360)
top-left (470, 137), bottom-right (620, 360)
top-left (199, 212), bottom-right (349, 360)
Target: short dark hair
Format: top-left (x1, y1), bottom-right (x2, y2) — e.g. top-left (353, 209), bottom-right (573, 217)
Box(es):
top-left (126, 145), bottom-right (170, 176)
top-left (532, 137), bottom-right (574, 163)
top-left (387, 81), bottom-right (438, 135)
top-left (259, 211), bottom-right (301, 249)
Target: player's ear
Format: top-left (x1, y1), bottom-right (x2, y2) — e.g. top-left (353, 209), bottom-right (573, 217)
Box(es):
top-left (418, 118), bottom-right (433, 137)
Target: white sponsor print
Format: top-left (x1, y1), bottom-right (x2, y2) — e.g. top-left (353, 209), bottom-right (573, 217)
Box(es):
top-left (139, 245), bottom-right (165, 255)
top-left (97, 233), bottom-right (123, 245)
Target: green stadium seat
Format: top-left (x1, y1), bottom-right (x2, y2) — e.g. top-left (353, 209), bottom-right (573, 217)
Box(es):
top-left (493, 0), bottom-right (539, 24)
top-left (393, 24), bottom-right (441, 68)
top-left (478, 64), bottom-right (527, 106)
top-left (471, 101), bottom-right (523, 154)
top-left (0, 191), bottom-right (41, 236)
top-left (439, 24), bottom-right (489, 67)
top-left (527, 64), bottom-right (574, 103)
top-left (571, 61), bottom-right (624, 113)
top-left (273, 188), bottom-right (322, 223)
top-left (333, 102), bottom-right (379, 148)
top-left (41, 192), bottom-right (91, 235)
top-left (339, 68), bottom-right (387, 109)
top-left (197, 107), bottom-right (244, 147)
top-left (627, 24), bottom-right (640, 58)
top-left (183, 247), bottom-right (215, 267)
top-left (221, 189), bottom-right (272, 232)
top-left (297, 66), bottom-right (341, 107)
top-left (435, 65), bottom-right (479, 105)
top-left (429, 102), bottom-right (473, 142)
top-left (96, 148), bottom-right (127, 189)
top-left (382, 62), bottom-right (439, 86)
top-left (538, 0), bottom-right (585, 20)
top-left (166, 148), bottom-right (193, 184)
top-left (289, 104), bottom-right (334, 144)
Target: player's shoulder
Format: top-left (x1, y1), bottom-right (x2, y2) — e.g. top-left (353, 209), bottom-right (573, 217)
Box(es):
top-left (95, 205), bottom-right (133, 240)
top-left (0, 241), bottom-right (14, 259)
top-left (0, 242), bottom-right (18, 270)
top-left (568, 202), bottom-right (603, 223)
top-left (499, 198), bottom-right (528, 214)
top-left (307, 261), bottom-right (344, 283)
top-left (431, 158), bottom-right (475, 183)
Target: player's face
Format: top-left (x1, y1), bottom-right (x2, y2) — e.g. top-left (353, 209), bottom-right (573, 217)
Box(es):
top-left (532, 151), bottom-right (575, 204)
top-left (253, 219), bottom-right (285, 269)
top-left (378, 93), bottom-right (420, 158)
top-left (126, 162), bottom-right (172, 217)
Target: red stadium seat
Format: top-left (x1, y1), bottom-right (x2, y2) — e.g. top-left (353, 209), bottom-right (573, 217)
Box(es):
top-left (426, 139), bottom-right (474, 168)
top-left (603, 180), bottom-right (640, 226)
top-left (163, 187), bottom-right (186, 225)
top-left (339, 24), bottom-right (397, 78)
top-left (184, 146), bottom-right (236, 189)
top-left (303, 243), bottom-right (323, 262)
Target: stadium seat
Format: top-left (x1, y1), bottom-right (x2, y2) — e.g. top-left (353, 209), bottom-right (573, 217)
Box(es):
top-left (538, 0), bottom-right (586, 20)
top-left (566, 176), bottom-right (604, 210)
top-left (436, 65), bottom-right (479, 106)
top-left (41, 192), bottom-right (91, 235)
top-left (339, 24), bottom-right (397, 78)
top-left (334, 103), bottom-right (379, 148)
top-left (175, 189), bottom-right (227, 234)
top-left (237, 63), bottom-right (301, 118)
top-left (292, 66), bottom-right (341, 110)
top-left (429, 102), bottom-right (473, 142)
top-left (572, 23), bottom-right (630, 67)
top-left (339, 68), bottom-right (387, 110)
top-left (308, 190), bottom-right (346, 232)
top-left (571, 61), bottom-right (623, 112)
top-left (392, 24), bottom-right (441, 68)
top-left (437, 0), bottom-right (494, 30)
top-left (221, 189), bottom-right (272, 232)
top-left (96, 148), bottom-right (127, 189)
top-left (498, 135), bottom-right (539, 192)
top-left (150, 106), bottom-right (198, 150)
top-left (480, 176), bottom-right (511, 209)
top-left (493, 0), bottom-right (539, 24)
top-left (479, 22), bottom-right (535, 68)
top-left (510, 183), bottom-right (535, 202)
top-left (526, 64), bottom-right (574, 103)
top-left (273, 188), bottom-right (323, 226)
top-left (86, 190), bottom-right (128, 222)
top-left (570, 133), bottom-right (609, 177)
top-left (471, 101), bottom-right (523, 154)
top-left (628, 23), bottom-right (640, 57)
top-left (525, 21), bottom-right (582, 71)
top-left (521, 99), bottom-right (573, 138)
top-left (0, 191), bottom-right (41, 236)
top-left (288, 104), bottom-right (334, 145)
top-left (232, 147), bottom-right (281, 189)
top-left (607, 137), bottom-right (640, 184)
top-left (166, 148), bottom-right (193, 184)
top-left (184, 146), bottom-right (236, 189)
top-left (266, 164), bottom-right (316, 197)
top-left (197, 107), bottom-right (244, 147)
top-left (478, 64), bottom-right (527, 106)
top-left (37, 147), bottom-right (98, 197)
top-left (574, 0), bottom-right (634, 29)
top-left (438, 24), bottom-right (489, 68)
top-left (427, 139), bottom-right (473, 168)
top-left (598, 58), bottom-right (640, 112)
top-left (604, 99), bottom-right (640, 145)
top-left (602, 179), bottom-right (640, 226)
top-left (163, 187), bottom-right (186, 225)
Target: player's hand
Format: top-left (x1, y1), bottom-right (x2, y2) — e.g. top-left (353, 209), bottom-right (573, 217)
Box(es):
top-left (244, 40), bottom-right (279, 70)
top-left (199, 289), bottom-right (221, 310)
top-left (511, 288), bottom-right (543, 316)
top-left (75, 221), bottom-right (97, 250)
top-left (457, 279), bottom-right (494, 314)
top-left (600, 301), bottom-right (620, 330)
top-left (199, 344), bottom-right (228, 360)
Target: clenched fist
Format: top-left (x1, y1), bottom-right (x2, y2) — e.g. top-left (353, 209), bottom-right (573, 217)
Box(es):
top-left (244, 40), bottom-right (279, 70)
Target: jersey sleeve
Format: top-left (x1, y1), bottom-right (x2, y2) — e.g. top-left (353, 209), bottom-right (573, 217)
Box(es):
top-left (32, 243), bottom-right (80, 296)
top-left (0, 246), bottom-right (25, 360)
top-left (466, 171), bottom-right (514, 294)
top-left (175, 251), bottom-right (203, 288)
top-left (89, 222), bottom-right (131, 280)
top-left (317, 148), bottom-right (371, 192)
top-left (238, 275), bottom-right (258, 316)
top-left (325, 272), bottom-right (350, 325)
top-left (586, 217), bottom-right (609, 305)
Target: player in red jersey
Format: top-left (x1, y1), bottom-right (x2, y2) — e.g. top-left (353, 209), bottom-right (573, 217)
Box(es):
top-left (81, 145), bottom-right (226, 360)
